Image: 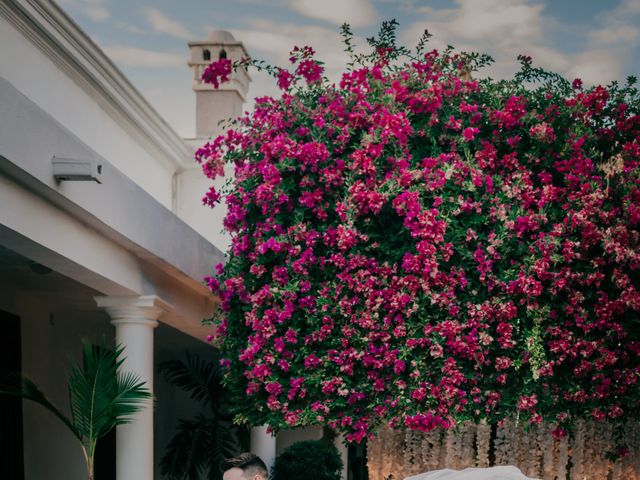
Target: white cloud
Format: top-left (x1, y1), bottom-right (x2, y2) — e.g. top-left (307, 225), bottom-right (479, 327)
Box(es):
top-left (290, 0), bottom-right (377, 27)
top-left (60, 0), bottom-right (110, 22)
top-left (233, 20), bottom-right (351, 80)
top-left (589, 0), bottom-right (640, 47)
top-left (404, 0), bottom-right (545, 54)
top-left (415, 6), bottom-right (435, 15)
top-left (617, 0), bottom-right (640, 15)
top-left (102, 46), bottom-right (184, 68)
top-left (234, 26), bottom-right (300, 58)
top-left (144, 7), bottom-right (191, 40)
top-left (373, 0), bottom-right (417, 13)
top-left (566, 49), bottom-right (623, 86)
top-left (447, 0), bottom-right (543, 42)
top-left (590, 25), bottom-right (640, 46)
top-left (86, 5), bottom-right (109, 21)
top-left (115, 21), bottom-right (145, 34)
top-left (402, 0), bottom-right (628, 87)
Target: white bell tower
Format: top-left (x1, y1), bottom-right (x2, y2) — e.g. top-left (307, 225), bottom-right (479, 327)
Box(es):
top-left (188, 30), bottom-right (250, 138)
top-left (177, 30), bottom-right (251, 252)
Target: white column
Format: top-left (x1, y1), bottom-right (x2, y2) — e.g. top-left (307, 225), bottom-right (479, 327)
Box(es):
top-left (334, 434), bottom-right (349, 480)
top-left (95, 295), bottom-right (171, 480)
top-left (250, 425), bottom-right (277, 473)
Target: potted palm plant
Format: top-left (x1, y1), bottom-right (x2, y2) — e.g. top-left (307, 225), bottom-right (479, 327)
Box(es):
top-left (0, 341), bottom-right (151, 480)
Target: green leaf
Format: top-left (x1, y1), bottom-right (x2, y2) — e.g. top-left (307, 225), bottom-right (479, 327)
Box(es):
top-left (69, 341), bottom-right (151, 445)
top-left (160, 416), bottom-right (212, 480)
top-left (111, 370), bottom-right (153, 426)
top-left (160, 415), bottom-right (242, 480)
top-left (160, 353), bottom-right (221, 407)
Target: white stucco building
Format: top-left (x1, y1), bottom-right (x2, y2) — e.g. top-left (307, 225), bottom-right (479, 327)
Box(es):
top-left (0, 0), bottom-right (347, 479)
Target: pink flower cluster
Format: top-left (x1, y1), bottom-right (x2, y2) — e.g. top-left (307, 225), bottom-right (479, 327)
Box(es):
top-left (201, 57), bottom-right (232, 88)
top-left (199, 36), bottom-right (640, 442)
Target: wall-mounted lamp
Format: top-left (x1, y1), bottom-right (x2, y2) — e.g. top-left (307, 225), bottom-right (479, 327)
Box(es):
top-left (52, 156), bottom-right (103, 184)
top-left (28, 260), bottom-right (52, 275)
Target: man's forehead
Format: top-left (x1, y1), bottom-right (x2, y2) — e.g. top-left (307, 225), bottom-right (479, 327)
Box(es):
top-left (222, 467), bottom-right (247, 480)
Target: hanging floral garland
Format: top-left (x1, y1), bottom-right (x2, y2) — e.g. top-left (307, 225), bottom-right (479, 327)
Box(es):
top-left (367, 421), bottom-right (640, 480)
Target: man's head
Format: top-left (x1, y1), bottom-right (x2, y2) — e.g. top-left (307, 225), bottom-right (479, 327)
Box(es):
top-left (222, 453), bottom-right (269, 480)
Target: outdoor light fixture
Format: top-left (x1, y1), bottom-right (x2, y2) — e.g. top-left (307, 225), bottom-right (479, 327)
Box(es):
top-left (28, 260), bottom-right (52, 275)
top-left (52, 156), bottom-right (103, 184)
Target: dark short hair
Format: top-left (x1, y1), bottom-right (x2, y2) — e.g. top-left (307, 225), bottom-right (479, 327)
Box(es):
top-left (223, 453), bottom-right (268, 478)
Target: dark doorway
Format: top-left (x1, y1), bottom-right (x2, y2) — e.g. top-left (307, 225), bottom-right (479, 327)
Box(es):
top-left (94, 428), bottom-right (116, 480)
top-left (348, 440), bottom-right (368, 480)
top-left (0, 310), bottom-right (25, 480)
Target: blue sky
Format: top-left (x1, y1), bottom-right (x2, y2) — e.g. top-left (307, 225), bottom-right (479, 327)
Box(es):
top-left (59, 0), bottom-right (640, 138)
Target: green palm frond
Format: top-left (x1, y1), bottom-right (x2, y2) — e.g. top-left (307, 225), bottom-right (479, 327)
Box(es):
top-left (160, 415), bottom-right (214, 480)
top-left (159, 353), bottom-right (221, 407)
top-left (111, 370), bottom-right (153, 426)
top-left (160, 352), bottom-right (249, 480)
top-left (69, 342), bottom-right (152, 440)
top-left (68, 342), bottom-right (119, 441)
top-left (207, 421), bottom-right (242, 479)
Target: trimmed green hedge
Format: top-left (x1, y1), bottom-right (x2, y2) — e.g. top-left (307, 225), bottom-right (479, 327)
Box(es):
top-left (271, 439), bottom-right (343, 480)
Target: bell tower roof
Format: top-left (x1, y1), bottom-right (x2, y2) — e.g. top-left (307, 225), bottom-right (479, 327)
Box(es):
top-left (205, 30), bottom-right (235, 43)
top-left (188, 30), bottom-right (248, 53)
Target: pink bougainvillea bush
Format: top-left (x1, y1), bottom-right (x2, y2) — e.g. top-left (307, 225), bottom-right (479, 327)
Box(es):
top-left (198, 22), bottom-right (640, 444)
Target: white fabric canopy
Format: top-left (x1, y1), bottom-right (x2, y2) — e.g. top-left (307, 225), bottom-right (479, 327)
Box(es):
top-left (404, 466), bottom-right (538, 480)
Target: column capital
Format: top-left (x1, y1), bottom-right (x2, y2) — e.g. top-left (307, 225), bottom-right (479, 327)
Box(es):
top-left (95, 295), bottom-right (172, 327)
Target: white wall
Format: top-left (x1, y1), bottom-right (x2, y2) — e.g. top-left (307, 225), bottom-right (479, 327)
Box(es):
top-left (177, 162), bottom-right (231, 253)
top-left (0, 15), bottom-right (175, 209)
top-left (195, 90), bottom-right (243, 138)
